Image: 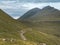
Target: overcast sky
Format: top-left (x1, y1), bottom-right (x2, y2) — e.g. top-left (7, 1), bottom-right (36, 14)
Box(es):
top-left (0, 0), bottom-right (60, 19)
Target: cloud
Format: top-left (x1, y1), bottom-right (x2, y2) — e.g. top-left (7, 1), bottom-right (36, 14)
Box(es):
top-left (22, 3), bottom-right (60, 10)
top-left (0, 1), bottom-right (23, 9)
top-left (0, 0), bottom-right (60, 3)
top-left (13, 16), bottom-right (20, 19)
top-left (22, 3), bottom-right (49, 9)
top-left (0, 1), bottom-right (60, 19)
top-left (0, 1), bottom-right (16, 4)
top-left (49, 3), bottom-right (60, 9)
top-left (0, 1), bottom-right (60, 10)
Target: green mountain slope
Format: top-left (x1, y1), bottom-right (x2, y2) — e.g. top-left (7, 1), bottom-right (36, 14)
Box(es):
top-left (0, 9), bottom-right (60, 45)
top-left (24, 21), bottom-right (60, 37)
top-left (24, 30), bottom-right (60, 45)
top-left (0, 9), bottom-right (26, 38)
top-left (18, 6), bottom-right (60, 37)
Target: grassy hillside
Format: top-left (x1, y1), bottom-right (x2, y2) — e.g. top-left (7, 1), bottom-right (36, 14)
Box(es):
top-left (18, 6), bottom-right (60, 37)
top-left (0, 9), bottom-right (60, 45)
top-left (24, 30), bottom-right (60, 45)
top-left (22, 21), bottom-right (60, 37)
top-left (0, 9), bottom-right (27, 38)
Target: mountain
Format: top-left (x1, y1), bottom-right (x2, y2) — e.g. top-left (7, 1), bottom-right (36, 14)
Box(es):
top-left (19, 6), bottom-right (60, 22)
top-left (18, 8), bottom-right (41, 21)
top-left (18, 6), bottom-right (60, 37)
top-left (0, 9), bottom-right (60, 45)
top-left (25, 6), bottom-right (60, 22)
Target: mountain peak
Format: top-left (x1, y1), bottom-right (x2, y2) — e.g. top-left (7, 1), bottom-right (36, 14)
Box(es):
top-left (29, 8), bottom-right (41, 12)
top-left (43, 6), bottom-right (54, 10)
top-left (32, 8), bottom-right (40, 10)
top-left (45, 6), bottom-right (52, 8)
top-left (19, 8), bottom-right (41, 20)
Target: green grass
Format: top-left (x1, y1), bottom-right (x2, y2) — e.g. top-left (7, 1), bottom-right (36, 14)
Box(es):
top-left (0, 9), bottom-right (27, 38)
top-left (0, 9), bottom-right (38, 45)
top-left (24, 21), bottom-right (60, 37)
top-left (0, 38), bottom-right (37, 45)
top-left (0, 9), bottom-right (60, 45)
top-left (24, 30), bottom-right (60, 45)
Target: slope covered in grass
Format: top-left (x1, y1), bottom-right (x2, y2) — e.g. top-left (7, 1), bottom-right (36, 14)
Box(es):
top-left (0, 9), bottom-right (27, 38)
top-left (0, 29), bottom-right (60, 45)
top-left (0, 9), bottom-right (60, 45)
top-left (18, 6), bottom-right (60, 37)
top-left (24, 30), bottom-right (60, 45)
top-left (23, 21), bottom-right (60, 37)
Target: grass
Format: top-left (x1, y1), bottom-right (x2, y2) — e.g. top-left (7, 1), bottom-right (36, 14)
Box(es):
top-left (24, 21), bottom-right (60, 37)
top-left (0, 9), bottom-right (60, 45)
top-left (0, 38), bottom-right (37, 45)
top-left (24, 30), bottom-right (60, 45)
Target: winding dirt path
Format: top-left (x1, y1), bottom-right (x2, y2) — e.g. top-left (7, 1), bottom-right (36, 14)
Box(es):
top-left (20, 30), bottom-right (27, 40)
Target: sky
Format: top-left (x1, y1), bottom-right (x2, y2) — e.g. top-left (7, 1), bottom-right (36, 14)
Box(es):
top-left (0, 0), bottom-right (60, 19)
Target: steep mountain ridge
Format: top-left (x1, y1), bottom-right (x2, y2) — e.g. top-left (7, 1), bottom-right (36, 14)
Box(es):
top-left (18, 8), bottom-right (41, 21)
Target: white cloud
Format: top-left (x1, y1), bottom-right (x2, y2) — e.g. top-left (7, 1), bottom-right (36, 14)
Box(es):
top-left (0, 1), bottom-right (22, 9)
top-left (0, 1), bottom-right (60, 19)
top-left (49, 3), bottom-right (60, 10)
top-left (0, 1), bottom-right (60, 10)
top-left (13, 16), bottom-right (20, 19)
top-left (0, 1), bottom-right (16, 4)
top-left (22, 3), bottom-right (60, 10)
top-left (22, 3), bottom-right (48, 9)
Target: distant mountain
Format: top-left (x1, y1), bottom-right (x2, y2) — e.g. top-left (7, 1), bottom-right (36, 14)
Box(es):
top-left (18, 8), bottom-right (41, 21)
top-left (19, 6), bottom-right (60, 22)
top-left (0, 9), bottom-right (60, 45)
